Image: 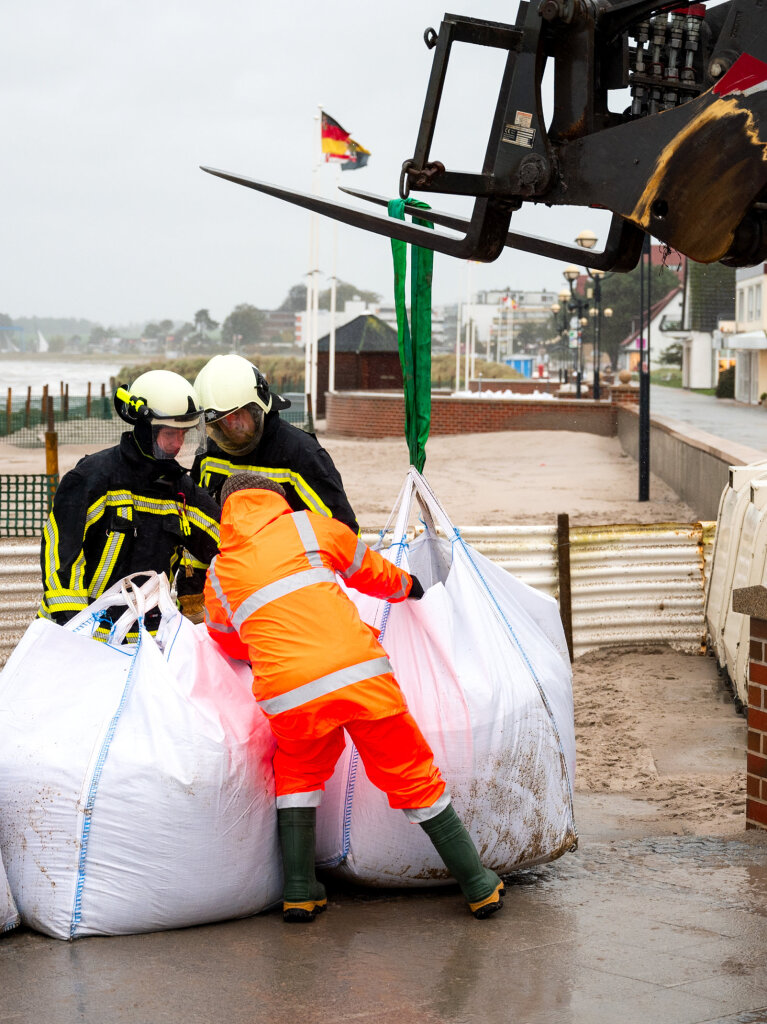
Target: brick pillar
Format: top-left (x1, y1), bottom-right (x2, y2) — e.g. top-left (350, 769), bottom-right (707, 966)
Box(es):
top-left (732, 586), bottom-right (767, 830)
top-left (610, 385), bottom-right (640, 407)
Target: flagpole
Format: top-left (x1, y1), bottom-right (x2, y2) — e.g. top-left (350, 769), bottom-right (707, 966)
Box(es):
top-left (304, 215), bottom-right (314, 419)
top-left (328, 165), bottom-right (339, 395)
top-left (455, 290), bottom-right (463, 393)
top-left (305, 111), bottom-right (318, 422)
top-left (310, 107), bottom-right (322, 423)
top-left (464, 261), bottom-right (472, 391)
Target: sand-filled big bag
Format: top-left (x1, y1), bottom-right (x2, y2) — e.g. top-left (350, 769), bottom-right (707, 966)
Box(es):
top-left (316, 468), bottom-right (577, 885)
top-left (0, 573), bottom-right (280, 939)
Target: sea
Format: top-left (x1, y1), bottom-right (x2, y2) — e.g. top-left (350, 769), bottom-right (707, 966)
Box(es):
top-left (0, 356), bottom-right (139, 396)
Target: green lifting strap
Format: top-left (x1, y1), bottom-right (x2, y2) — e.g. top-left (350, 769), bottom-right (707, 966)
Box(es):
top-left (387, 198), bottom-right (434, 473)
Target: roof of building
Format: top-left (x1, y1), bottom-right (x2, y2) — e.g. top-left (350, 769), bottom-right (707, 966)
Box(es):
top-left (619, 287), bottom-right (682, 350)
top-left (317, 314), bottom-right (398, 354)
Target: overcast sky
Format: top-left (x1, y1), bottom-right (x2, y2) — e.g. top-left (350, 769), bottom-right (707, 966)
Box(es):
top-left (4, 0), bottom-right (628, 327)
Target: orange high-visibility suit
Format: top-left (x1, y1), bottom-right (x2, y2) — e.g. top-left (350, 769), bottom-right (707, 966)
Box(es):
top-left (204, 488), bottom-right (448, 818)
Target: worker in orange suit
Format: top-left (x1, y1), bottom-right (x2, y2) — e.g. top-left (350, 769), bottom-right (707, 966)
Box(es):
top-left (204, 471), bottom-right (504, 923)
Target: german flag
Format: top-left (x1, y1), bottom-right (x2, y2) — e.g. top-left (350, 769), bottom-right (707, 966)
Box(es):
top-left (321, 112), bottom-right (351, 161)
top-left (341, 137), bottom-right (370, 171)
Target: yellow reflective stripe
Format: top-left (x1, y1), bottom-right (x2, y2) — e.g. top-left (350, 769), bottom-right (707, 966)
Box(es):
top-left (41, 518), bottom-right (60, 593)
top-left (131, 495), bottom-right (178, 515)
top-left (83, 492), bottom-right (123, 532)
top-left (184, 506), bottom-right (219, 543)
top-left (41, 593), bottom-right (89, 612)
top-left (85, 491), bottom-right (185, 523)
top-left (42, 586), bottom-right (89, 600)
top-left (200, 457), bottom-right (333, 518)
top-left (71, 550), bottom-right (87, 593)
top-left (184, 553), bottom-right (209, 570)
top-left (89, 532), bottom-right (125, 597)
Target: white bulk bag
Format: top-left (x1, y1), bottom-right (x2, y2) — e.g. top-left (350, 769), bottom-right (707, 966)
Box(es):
top-left (1, 848), bottom-right (18, 934)
top-left (317, 468), bottom-right (577, 886)
top-left (0, 573), bottom-right (280, 939)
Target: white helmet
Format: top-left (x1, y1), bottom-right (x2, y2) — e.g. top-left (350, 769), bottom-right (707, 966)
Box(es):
top-left (114, 370), bottom-right (205, 467)
top-left (115, 370), bottom-right (203, 426)
top-left (194, 354), bottom-right (290, 456)
top-left (194, 354), bottom-right (291, 422)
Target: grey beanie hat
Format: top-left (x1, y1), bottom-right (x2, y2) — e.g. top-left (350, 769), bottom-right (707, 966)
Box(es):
top-left (220, 472), bottom-right (287, 506)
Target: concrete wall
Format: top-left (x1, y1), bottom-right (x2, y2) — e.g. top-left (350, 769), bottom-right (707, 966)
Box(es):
top-left (617, 405), bottom-right (766, 520)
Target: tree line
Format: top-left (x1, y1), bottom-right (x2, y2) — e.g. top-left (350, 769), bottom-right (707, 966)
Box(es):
top-left (0, 280), bottom-right (384, 355)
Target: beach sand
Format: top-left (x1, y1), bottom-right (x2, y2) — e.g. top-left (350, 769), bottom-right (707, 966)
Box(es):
top-left (2, 427), bottom-right (743, 837)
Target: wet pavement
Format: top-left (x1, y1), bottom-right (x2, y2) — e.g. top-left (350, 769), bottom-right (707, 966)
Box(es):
top-left (651, 386), bottom-right (767, 455)
top-left (1, 799), bottom-right (766, 1024)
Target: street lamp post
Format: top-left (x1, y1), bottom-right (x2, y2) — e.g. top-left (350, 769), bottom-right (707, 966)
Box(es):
top-left (574, 230), bottom-right (614, 401)
top-left (550, 292), bottom-right (571, 382)
top-left (563, 266), bottom-right (590, 398)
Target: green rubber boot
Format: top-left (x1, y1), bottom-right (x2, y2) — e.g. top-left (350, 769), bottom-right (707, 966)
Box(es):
top-left (277, 807), bottom-right (327, 923)
top-left (419, 804), bottom-right (504, 919)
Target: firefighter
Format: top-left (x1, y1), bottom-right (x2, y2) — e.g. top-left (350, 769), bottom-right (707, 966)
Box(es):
top-left (204, 471), bottom-right (504, 923)
top-left (191, 353), bottom-right (357, 528)
top-left (39, 370), bottom-right (220, 631)
top-left (177, 352), bottom-right (359, 621)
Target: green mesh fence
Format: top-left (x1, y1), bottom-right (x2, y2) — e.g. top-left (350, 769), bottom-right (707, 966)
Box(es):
top-left (2, 393), bottom-right (117, 448)
top-left (0, 475), bottom-right (57, 537)
top-left (2, 393), bottom-right (112, 433)
top-left (8, 419), bottom-right (125, 449)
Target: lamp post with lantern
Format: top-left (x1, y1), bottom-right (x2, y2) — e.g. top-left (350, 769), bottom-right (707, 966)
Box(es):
top-left (563, 266), bottom-right (591, 397)
top-left (550, 291), bottom-right (571, 382)
top-left (574, 229), bottom-right (613, 400)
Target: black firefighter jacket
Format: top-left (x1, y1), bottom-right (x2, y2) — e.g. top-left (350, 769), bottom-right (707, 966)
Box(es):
top-left (39, 432), bottom-right (220, 624)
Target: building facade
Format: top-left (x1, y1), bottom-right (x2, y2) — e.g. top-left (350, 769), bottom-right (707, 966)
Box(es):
top-left (732, 264), bottom-right (767, 404)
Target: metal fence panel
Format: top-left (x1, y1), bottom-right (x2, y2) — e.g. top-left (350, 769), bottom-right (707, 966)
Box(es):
top-left (0, 541), bottom-right (40, 662)
top-left (570, 523), bottom-right (711, 657)
top-left (0, 521), bottom-right (715, 668)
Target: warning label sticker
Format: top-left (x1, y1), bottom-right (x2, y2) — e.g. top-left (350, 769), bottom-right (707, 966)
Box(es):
top-left (503, 123), bottom-right (535, 148)
top-left (514, 111), bottom-right (533, 129)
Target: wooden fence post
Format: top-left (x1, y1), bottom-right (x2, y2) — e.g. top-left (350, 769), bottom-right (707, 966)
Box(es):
top-left (87, 382), bottom-right (92, 418)
top-left (557, 512), bottom-right (574, 663)
top-left (25, 386), bottom-right (31, 428)
top-left (45, 396), bottom-right (59, 482)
